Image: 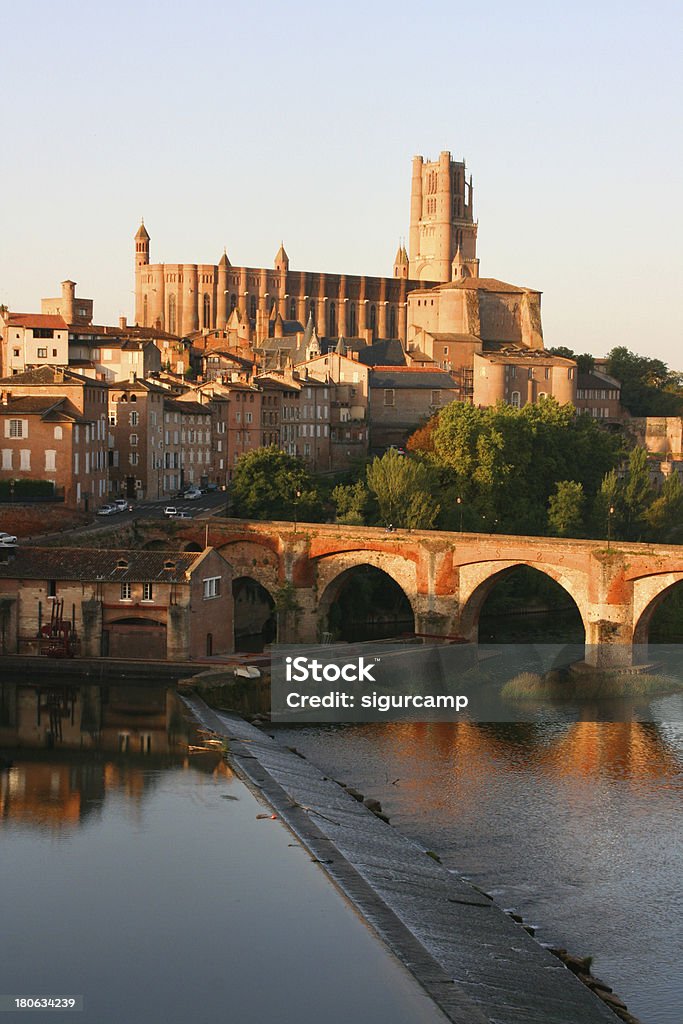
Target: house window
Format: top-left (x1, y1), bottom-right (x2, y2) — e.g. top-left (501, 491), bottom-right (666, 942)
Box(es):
top-left (13, 348), bottom-right (20, 358)
top-left (142, 583), bottom-right (153, 602)
top-left (545, 367), bottom-right (551, 380)
top-left (130, 411), bottom-right (139, 426)
top-left (120, 582), bottom-right (132, 601)
top-left (430, 390), bottom-right (441, 406)
top-left (37, 347), bottom-right (48, 359)
top-left (48, 580), bottom-right (57, 598)
top-left (203, 577), bottom-right (220, 599)
top-left (20, 450), bottom-right (30, 470)
top-left (568, 368), bottom-right (575, 380)
top-left (1, 450), bottom-right (12, 470)
top-left (9, 419), bottom-right (23, 438)
top-left (383, 389), bottom-right (395, 407)
top-left (510, 391), bottom-right (521, 408)
top-left (45, 450), bottom-right (56, 471)
top-left (130, 433), bottom-right (138, 446)
top-left (54, 426), bottom-right (63, 440)
top-left (510, 366), bottom-right (517, 378)
top-left (129, 453), bottom-right (139, 465)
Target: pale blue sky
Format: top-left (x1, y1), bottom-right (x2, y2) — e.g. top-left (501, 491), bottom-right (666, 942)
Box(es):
top-left (1, 0), bottom-right (681, 363)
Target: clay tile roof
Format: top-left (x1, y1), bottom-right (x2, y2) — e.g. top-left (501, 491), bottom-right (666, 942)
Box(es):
top-left (0, 547), bottom-right (210, 583)
top-left (6, 313), bottom-right (68, 329)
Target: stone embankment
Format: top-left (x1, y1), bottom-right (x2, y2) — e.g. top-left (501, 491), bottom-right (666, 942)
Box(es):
top-left (182, 694), bottom-right (639, 1024)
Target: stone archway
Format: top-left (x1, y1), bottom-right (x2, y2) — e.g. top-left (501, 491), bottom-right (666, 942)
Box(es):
top-left (232, 576), bottom-right (276, 652)
top-left (457, 561), bottom-right (589, 644)
top-left (317, 563), bottom-right (416, 642)
top-left (632, 573), bottom-right (683, 645)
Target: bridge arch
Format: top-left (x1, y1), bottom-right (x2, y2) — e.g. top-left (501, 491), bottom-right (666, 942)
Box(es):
top-left (457, 561), bottom-right (589, 643)
top-left (215, 540), bottom-right (281, 596)
top-left (232, 575), bottom-right (277, 651)
top-left (315, 551), bottom-right (418, 641)
top-left (632, 572), bottom-right (683, 644)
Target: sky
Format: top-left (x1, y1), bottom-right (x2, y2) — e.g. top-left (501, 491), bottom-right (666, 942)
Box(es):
top-left (1, 0), bottom-right (681, 365)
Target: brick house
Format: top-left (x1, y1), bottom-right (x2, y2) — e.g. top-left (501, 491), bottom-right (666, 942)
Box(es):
top-left (0, 313), bottom-right (69, 376)
top-left (368, 367), bottom-right (459, 449)
top-left (108, 378), bottom-right (167, 500)
top-left (0, 546), bottom-right (233, 661)
top-left (0, 367), bottom-right (108, 510)
top-left (472, 350), bottom-right (576, 408)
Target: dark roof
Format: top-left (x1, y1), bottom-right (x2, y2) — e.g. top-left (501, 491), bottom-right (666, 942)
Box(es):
top-left (356, 339), bottom-right (407, 366)
top-left (0, 365), bottom-right (108, 388)
top-left (370, 368), bottom-right (458, 389)
top-left (577, 370), bottom-right (621, 390)
top-left (0, 548), bottom-right (207, 583)
top-left (428, 332), bottom-right (482, 343)
top-left (164, 398), bottom-right (211, 416)
top-left (1, 396), bottom-right (86, 422)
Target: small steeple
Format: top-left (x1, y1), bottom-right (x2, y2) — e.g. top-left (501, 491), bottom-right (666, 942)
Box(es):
top-left (135, 219), bottom-right (150, 240)
top-left (451, 243), bottom-right (469, 280)
top-left (302, 311), bottom-right (315, 347)
top-left (393, 239), bottom-right (409, 279)
top-left (218, 248), bottom-right (231, 268)
top-left (135, 220), bottom-right (150, 268)
top-left (335, 336), bottom-right (347, 357)
top-left (274, 241), bottom-right (289, 272)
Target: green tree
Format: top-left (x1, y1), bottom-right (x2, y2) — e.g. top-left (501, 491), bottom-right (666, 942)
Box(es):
top-left (332, 480), bottom-right (370, 525)
top-left (622, 446), bottom-right (654, 540)
top-left (548, 481), bottom-right (585, 537)
top-left (365, 449), bottom-right (439, 529)
top-left (644, 471), bottom-right (683, 541)
top-left (606, 347), bottom-right (683, 416)
top-left (230, 447), bottom-right (323, 522)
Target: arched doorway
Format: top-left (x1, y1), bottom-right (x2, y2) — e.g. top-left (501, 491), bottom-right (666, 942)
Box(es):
top-left (232, 577), bottom-right (276, 652)
top-left (463, 565), bottom-right (586, 645)
top-left (319, 565), bottom-right (415, 642)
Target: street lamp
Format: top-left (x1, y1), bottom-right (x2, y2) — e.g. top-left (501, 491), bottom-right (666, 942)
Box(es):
top-left (456, 496), bottom-right (463, 532)
top-left (293, 489), bottom-right (301, 533)
top-left (607, 504), bottom-right (615, 552)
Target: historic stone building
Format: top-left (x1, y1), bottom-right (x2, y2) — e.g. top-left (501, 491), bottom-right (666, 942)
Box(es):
top-left (133, 152), bottom-right (482, 343)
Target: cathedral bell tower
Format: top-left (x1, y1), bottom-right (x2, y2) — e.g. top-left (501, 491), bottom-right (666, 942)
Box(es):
top-left (407, 152), bottom-right (478, 283)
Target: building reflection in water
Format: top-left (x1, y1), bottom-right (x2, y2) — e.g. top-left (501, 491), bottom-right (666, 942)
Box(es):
top-left (0, 681), bottom-right (230, 831)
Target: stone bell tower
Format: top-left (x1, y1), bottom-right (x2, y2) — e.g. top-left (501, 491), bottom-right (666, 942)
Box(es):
top-left (408, 151), bottom-right (478, 283)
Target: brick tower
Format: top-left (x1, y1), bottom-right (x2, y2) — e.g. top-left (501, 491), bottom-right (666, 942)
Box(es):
top-left (408, 151), bottom-right (479, 283)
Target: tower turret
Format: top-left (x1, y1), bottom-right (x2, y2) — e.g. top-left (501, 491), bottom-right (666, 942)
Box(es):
top-left (274, 242), bottom-right (289, 272)
top-left (393, 241), bottom-right (409, 279)
top-left (135, 221), bottom-right (150, 268)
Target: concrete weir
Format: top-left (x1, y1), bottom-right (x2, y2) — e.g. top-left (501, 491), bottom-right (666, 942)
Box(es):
top-left (183, 695), bottom-right (619, 1024)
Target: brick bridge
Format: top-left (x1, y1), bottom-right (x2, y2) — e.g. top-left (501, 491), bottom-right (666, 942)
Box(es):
top-left (138, 518), bottom-right (683, 666)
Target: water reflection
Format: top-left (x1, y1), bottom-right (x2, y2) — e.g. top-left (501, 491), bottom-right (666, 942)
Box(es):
top-left (276, 717), bottom-right (683, 1024)
top-left (0, 682), bottom-right (229, 832)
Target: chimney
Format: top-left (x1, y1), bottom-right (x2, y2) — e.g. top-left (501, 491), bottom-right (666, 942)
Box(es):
top-left (119, 316), bottom-right (127, 330)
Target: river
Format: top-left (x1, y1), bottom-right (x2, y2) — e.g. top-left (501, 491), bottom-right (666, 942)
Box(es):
top-left (273, 717), bottom-right (683, 1024)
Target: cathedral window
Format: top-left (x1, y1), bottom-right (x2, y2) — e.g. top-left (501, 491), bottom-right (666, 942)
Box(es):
top-left (230, 293), bottom-right (236, 312)
top-left (250, 295), bottom-right (257, 320)
top-left (328, 302), bottom-right (336, 337)
top-left (203, 293), bottom-right (211, 329)
top-left (168, 294), bottom-right (177, 335)
top-left (349, 303), bottom-right (357, 335)
top-left (369, 305), bottom-right (376, 332)
top-left (389, 306), bottom-right (397, 337)
top-left (289, 299), bottom-right (296, 320)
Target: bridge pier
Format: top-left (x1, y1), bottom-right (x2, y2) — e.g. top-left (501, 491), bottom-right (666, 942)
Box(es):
top-left (585, 618), bottom-right (637, 669)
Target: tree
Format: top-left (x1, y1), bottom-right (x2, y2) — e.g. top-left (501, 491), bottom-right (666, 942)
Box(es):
top-left (230, 447), bottom-right (323, 522)
top-left (365, 449), bottom-right (439, 529)
top-left (606, 347), bottom-right (683, 416)
top-left (643, 471), bottom-right (683, 541)
top-left (548, 481), bottom-right (585, 537)
top-left (332, 480), bottom-right (370, 525)
top-left (622, 446), bottom-right (654, 540)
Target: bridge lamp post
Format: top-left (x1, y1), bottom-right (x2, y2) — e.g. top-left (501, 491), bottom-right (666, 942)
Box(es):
top-left (607, 505), bottom-right (615, 552)
top-left (456, 496), bottom-right (463, 532)
top-left (293, 489), bottom-right (301, 533)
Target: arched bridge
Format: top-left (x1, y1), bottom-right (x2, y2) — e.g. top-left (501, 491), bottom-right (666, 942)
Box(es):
top-left (139, 518), bottom-right (683, 666)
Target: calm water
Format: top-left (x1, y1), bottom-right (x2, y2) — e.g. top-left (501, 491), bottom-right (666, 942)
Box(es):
top-left (0, 681), bottom-right (448, 1024)
top-left (275, 718), bottom-right (683, 1024)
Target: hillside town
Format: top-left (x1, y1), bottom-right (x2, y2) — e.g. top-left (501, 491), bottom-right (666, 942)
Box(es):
top-left (2, 151), bottom-right (678, 515)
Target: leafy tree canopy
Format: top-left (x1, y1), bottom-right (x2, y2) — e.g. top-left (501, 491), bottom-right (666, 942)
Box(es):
top-left (365, 449), bottom-right (440, 529)
top-left (230, 446), bottom-right (324, 522)
top-left (606, 346), bottom-right (683, 416)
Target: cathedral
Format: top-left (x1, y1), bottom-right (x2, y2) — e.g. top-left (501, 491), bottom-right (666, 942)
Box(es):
top-left (133, 151), bottom-right (481, 346)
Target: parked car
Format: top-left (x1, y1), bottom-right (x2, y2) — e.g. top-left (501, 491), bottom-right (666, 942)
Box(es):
top-left (97, 504), bottom-right (117, 516)
top-left (183, 489), bottom-right (201, 500)
top-left (164, 506), bottom-right (179, 517)
top-left (113, 499), bottom-right (131, 512)
top-left (0, 532), bottom-right (18, 545)
top-left (174, 511), bottom-right (192, 519)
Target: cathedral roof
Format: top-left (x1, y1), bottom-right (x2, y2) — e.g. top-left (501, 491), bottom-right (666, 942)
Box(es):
top-left (135, 221), bottom-right (150, 240)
